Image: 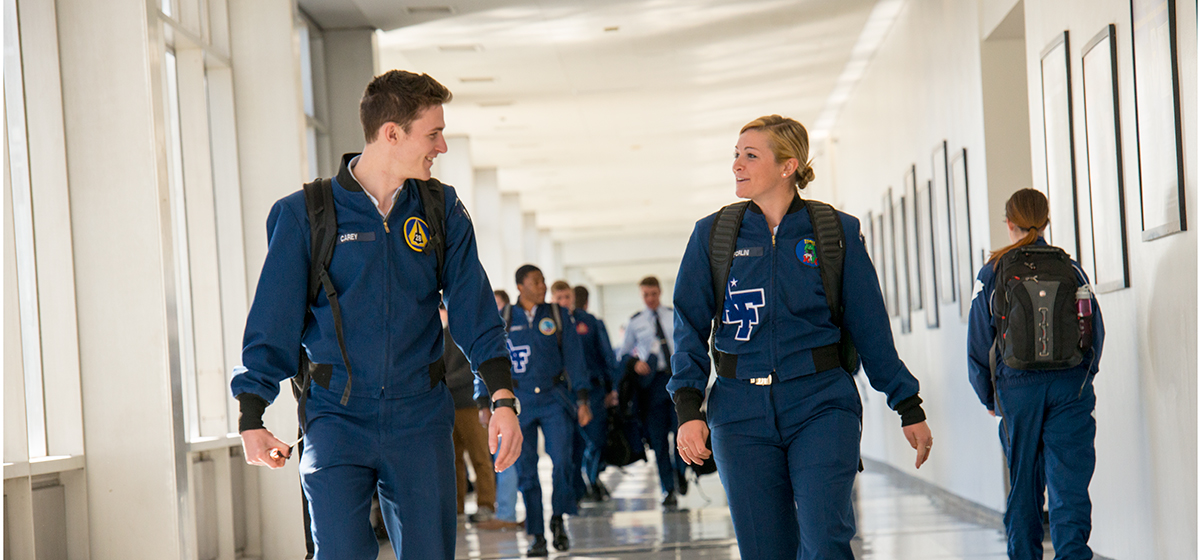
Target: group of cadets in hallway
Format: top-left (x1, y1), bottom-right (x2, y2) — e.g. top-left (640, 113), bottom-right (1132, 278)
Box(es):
top-left (231, 70), bottom-right (1103, 560)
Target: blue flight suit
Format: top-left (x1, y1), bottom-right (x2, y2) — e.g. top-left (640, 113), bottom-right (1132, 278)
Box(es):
top-left (503, 303), bottom-right (591, 538)
top-left (967, 238), bottom-right (1105, 560)
top-left (572, 309), bottom-right (620, 492)
top-left (619, 305), bottom-right (688, 497)
top-left (231, 154), bottom-right (512, 560)
top-left (670, 196), bottom-right (924, 559)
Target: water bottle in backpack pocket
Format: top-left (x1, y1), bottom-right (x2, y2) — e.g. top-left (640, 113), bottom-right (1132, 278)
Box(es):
top-left (993, 246), bottom-right (1085, 370)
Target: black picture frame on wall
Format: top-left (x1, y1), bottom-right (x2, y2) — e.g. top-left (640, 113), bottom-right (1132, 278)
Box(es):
top-left (1082, 24), bottom-right (1131, 293)
top-left (881, 189), bottom-right (897, 317)
top-left (874, 212), bottom-right (888, 311)
top-left (918, 180), bottom-right (940, 329)
top-left (903, 165), bottom-right (922, 311)
top-left (931, 141), bottom-right (955, 304)
top-left (1130, 0), bottom-right (1187, 240)
top-left (949, 148), bottom-right (973, 323)
top-left (894, 194), bottom-right (912, 334)
top-left (1040, 31), bottom-right (1083, 260)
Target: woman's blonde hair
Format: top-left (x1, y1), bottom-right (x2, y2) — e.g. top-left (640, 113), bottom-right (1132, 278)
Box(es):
top-left (740, 115), bottom-right (816, 190)
top-left (988, 188), bottom-right (1050, 269)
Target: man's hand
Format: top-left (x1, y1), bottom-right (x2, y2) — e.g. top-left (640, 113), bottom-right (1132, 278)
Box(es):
top-left (634, 360), bottom-right (651, 376)
top-left (987, 409), bottom-right (996, 417)
top-left (577, 402), bottom-right (593, 427)
top-left (676, 419), bottom-right (712, 465)
top-left (478, 406), bottom-right (492, 427)
top-left (605, 390), bottom-right (619, 408)
top-left (241, 428), bottom-right (291, 469)
top-left (488, 406), bottom-right (522, 472)
top-left (903, 421), bottom-right (933, 469)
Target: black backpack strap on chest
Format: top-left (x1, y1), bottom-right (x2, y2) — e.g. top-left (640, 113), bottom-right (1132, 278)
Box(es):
top-left (806, 200), bottom-right (859, 373)
top-left (549, 303), bottom-right (564, 349)
top-left (707, 201), bottom-right (750, 377)
top-left (302, 178), bottom-right (354, 409)
top-left (414, 178), bottom-right (447, 290)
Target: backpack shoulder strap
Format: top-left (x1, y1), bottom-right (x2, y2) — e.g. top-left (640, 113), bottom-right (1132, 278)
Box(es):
top-left (301, 177), bottom-right (353, 405)
top-left (501, 304), bottom-right (512, 331)
top-left (414, 178), bottom-right (447, 289)
top-left (708, 201), bottom-right (751, 320)
top-left (805, 199), bottom-right (846, 325)
top-left (549, 303), bottom-right (564, 349)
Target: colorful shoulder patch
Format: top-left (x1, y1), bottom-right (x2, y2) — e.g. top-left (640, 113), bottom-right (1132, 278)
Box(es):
top-left (404, 217), bottom-right (430, 252)
top-left (576, 321), bottom-right (590, 335)
top-left (798, 238), bottom-right (818, 267)
top-left (539, 317), bottom-right (557, 336)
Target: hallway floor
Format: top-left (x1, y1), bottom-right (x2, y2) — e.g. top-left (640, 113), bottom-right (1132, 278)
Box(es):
top-left (374, 450), bottom-right (1091, 559)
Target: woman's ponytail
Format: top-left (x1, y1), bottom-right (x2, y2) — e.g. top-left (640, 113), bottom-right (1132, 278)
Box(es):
top-left (988, 189), bottom-right (1051, 269)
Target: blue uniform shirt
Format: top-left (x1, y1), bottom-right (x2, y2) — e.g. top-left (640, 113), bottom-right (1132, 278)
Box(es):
top-left (231, 154), bottom-right (512, 410)
top-left (670, 197), bottom-right (921, 415)
top-left (573, 309), bottom-right (619, 391)
top-left (618, 306), bottom-right (675, 372)
top-left (505, 303), bottom-right (591, 401)
top-left (966, 238), bottom-right (1105, 410)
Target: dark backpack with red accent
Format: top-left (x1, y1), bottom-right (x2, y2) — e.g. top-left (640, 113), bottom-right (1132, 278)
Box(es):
top-left (991, 246), bottom-right (1084, 371)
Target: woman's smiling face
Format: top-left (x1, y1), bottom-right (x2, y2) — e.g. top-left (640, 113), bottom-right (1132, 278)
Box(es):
top-left (733, 129), bottom-right (793, 200)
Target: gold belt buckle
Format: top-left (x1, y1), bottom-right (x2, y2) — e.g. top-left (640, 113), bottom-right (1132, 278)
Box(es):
top-left (750, 376), bottom-right (773, 386)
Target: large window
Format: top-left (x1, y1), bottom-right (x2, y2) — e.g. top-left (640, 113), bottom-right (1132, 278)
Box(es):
top-left (298, 11), bottom-right (332, 180)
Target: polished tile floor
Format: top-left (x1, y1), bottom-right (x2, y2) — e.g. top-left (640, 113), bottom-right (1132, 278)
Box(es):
top-left (378, 451), bottom-right (1073, 559)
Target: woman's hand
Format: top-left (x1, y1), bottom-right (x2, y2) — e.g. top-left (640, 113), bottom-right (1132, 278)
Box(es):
top-left (676, 419), bottom-right (711, 465)
top-left (903, 421), bottom-right (933, 469)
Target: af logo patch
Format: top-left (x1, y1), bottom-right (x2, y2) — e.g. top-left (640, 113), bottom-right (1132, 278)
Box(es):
top-left (404, 217), bottom-right (430, 252)
top-left (722, 278), bottom-right (766, 341)
top-left (507, 340), bottom-right (531, 374)
top-left (539, 318), bottom-right (557, 336)
top-left (798, 239), bottom-right (818, 267)
top-left (576, 321), bottom-right (590, 335)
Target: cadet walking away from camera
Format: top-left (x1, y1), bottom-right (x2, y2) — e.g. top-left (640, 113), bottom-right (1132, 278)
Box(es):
top-left (670, 115), bottom-right (934, 560)
top-left (230, 70), bottom-right (521, 560)
top-left (967, 188), bottom-right (1104, 560)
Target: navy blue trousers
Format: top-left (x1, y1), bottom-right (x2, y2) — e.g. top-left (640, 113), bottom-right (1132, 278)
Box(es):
top-left (639, 370), bottom-right (685, 494)
top-left (710, 369), bottom-right (861, 560)
top-left (299, 384), bottom-right (456, 560)
top-left (997, 373), bottom-right (1096, 560)
top-left (515, 386), bottom-right (578, 536)
top-left (580, 389), bottom-right (610, 488)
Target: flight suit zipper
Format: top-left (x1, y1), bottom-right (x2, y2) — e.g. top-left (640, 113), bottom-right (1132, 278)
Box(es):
top-left (770, 227), bottom-right (778, 372)
top-left (382, 204), bottom-right (393, 394)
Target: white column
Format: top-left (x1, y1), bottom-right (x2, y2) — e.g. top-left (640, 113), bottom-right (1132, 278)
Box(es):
top-left (499, 193), bottom-right (524, 295)
top-left (473, 168), bottom-right (504, 288)
top-left (522, 212), bottom-right (539, 267)
top-left (436, 136), bottom-right (475, 210)
top-left (228, 0), bottom-right (308, 558)
top-left (56, 0), bottom-right (191, 556)
top-left (323, 28), bottom-right (377, 161)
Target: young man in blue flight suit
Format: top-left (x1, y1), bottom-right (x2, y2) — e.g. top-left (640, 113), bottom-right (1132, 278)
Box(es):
top-left (504, 265), bottom-right (593, 556)
top-left (231, 70), bottom-right (522, 560)
top-left (553, 282), bottom-right (620, 501)
top-left (617, 276), bottom-right (689, 507)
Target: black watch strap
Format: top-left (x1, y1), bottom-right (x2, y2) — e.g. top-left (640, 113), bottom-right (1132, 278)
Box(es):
top-left (492, 397), bottom-right (518, 414)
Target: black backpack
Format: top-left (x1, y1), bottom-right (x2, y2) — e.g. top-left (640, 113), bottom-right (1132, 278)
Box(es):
top-left (293, 177), bottom-right (446, 558)
top-left (990, 246), bottom-right (1084, 371)
top-left (602, 357), bottom-right (649, 467)
top-left (707, 198), bottom-right (859, 376)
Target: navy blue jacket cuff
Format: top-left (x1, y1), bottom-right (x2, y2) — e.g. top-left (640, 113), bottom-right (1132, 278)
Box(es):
top-left (237, 393), bottom-right (269, 433)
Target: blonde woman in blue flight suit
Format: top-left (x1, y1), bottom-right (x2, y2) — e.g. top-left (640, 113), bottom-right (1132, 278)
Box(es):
top-left (670, 115), bottom-right (934, 559)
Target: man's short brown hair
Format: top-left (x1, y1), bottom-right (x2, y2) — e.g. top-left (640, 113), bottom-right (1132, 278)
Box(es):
top-left (360, 70), bottom-right (452, 142)
top-left (573, 286), bottom-right (589, 308)
top-left (550, 280), bottom-right (571, 293)
top-left (639, 276), bottom-right (661, 289)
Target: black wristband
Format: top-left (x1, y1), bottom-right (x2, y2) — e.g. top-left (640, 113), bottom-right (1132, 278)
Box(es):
top-left (236, 393), bottom-right (269, 433)
top-left (576, 388), bottom-right (590, 403)
top-left (895, 394), bottom-right (927, 427)
top-left (478, 356), bottom-right (514, 396)
top-left (673, 387), bottom-right (706, 427)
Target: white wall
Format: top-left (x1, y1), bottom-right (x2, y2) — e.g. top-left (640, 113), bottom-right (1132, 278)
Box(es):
top-left (830, 1), bottom-right (1196, 558)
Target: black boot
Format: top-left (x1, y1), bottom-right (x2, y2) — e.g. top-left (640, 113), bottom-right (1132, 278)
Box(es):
top-left (595, 479), bottom-right (611, 501)
top-left (550, 515), bottom-right (570, 551)
top-left (526, 534), bottom-right (548, 557)
top-left (661, 490), bottom-right (678, 509)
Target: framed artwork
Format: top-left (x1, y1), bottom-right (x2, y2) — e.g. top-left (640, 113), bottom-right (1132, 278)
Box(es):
top-left (930, 141), bottom-right (955, 304)
top-left (1130, 0), bottom-right (1186, 240)
top-left (1082, 24), bottom-right (1131, 292)
top-left (894, 194), bottom-right (912, 334)
top-left (1040, 31), bottom-right (1082, 259)
top-left (881, 189), bottom-right (897, 317)
top-left (903, 165), bottom-right (922, 311)
top-left (949, 147), bottom-right (973, 323)
top-left (874, 212), bottom-right (888, 310)
top-left (918, 180), bottom-right (940, 329)
top-left (866, 211), bottom-right (875, 260)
